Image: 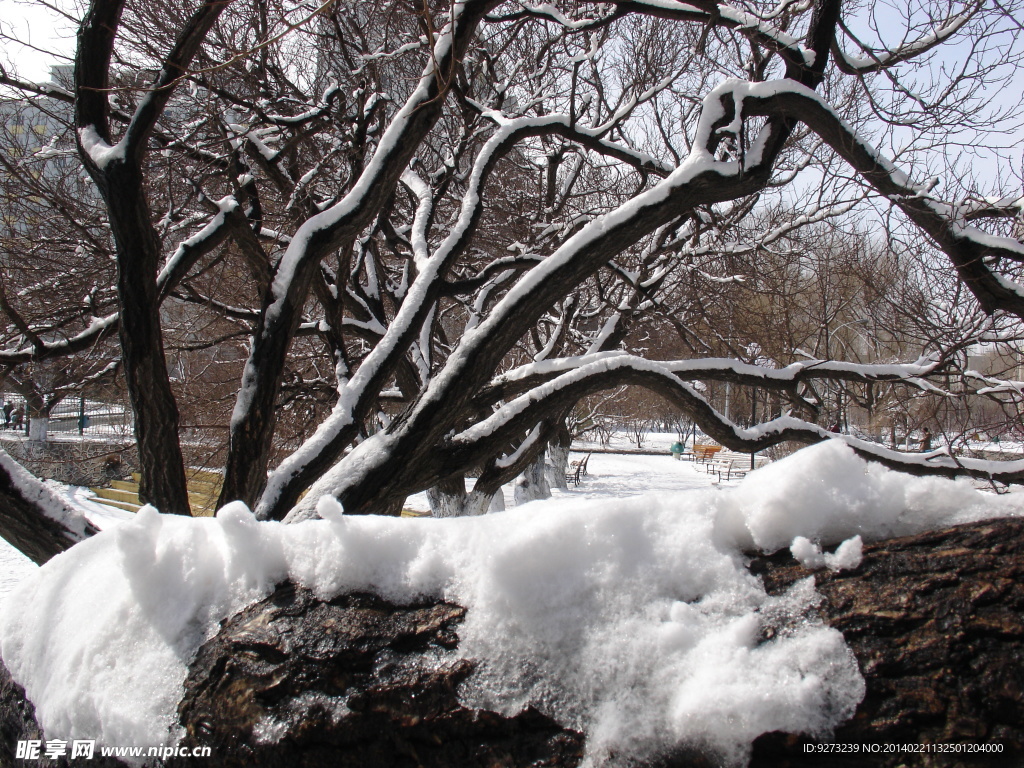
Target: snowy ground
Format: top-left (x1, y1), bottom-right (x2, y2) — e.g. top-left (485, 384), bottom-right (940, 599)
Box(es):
top-left (404, 450), bottom-right (725, 513)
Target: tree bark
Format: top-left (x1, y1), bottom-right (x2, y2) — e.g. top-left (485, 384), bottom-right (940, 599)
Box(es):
top-left (103, 167), bottom-right (191, 515)
top-left (514, 452), bottom-right (551, 505)
top-left (173, 586), bottom-right (584, 767)
top-left (547, 423), bottom-right (572, 491)
top-left (426, 474), bottom-right (469, 518)
top-left (744, 516), bottom-right (1024, 767)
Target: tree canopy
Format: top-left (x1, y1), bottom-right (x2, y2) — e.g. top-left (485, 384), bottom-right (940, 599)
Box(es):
top-left (1, 0), bottom-right (1023, 521)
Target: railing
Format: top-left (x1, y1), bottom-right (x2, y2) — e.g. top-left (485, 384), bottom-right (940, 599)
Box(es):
top-left (0, 394), bottom-right (132, 439)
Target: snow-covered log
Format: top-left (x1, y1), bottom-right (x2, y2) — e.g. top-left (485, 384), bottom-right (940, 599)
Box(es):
top-left (0, 450), bottom-right (94, 565)
top-left (5, 515), bottom-right (1020, 766)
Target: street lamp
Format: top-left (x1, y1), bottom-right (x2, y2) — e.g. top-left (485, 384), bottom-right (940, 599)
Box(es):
top-left (825, 318), bottom-right (870, 432)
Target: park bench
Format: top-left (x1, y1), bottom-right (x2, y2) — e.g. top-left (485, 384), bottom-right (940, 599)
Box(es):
top-left (704, 457), bottom-right (745, 482)
top-left (691, 444), bottom-right (723, 463)
top-left (566, 452), bottom-right (592, 487)
top-left (701, 451), bottom-right (770, 481)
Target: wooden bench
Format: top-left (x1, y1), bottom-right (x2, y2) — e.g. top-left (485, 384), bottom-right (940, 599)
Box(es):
top-left (566, 452), bottom-right (592, 487)
top-left (691, 444), bottom-right (723, 463)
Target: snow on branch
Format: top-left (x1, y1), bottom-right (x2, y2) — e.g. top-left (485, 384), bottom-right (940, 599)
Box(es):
top-left (834, 7), bottom-right (976, 74)
top-left (608, 0), bottom-right (816, 66)
top-left (710, 77), bottom-right (1024, 318)
top-left (157, 196), bottom-right (240, 297)
top-left (0, 314), bottom-right (118, 365)
top-left (452, 354), bottom-right (1024, 486)
top-left (478, 352), bottom-right (944, 406)
top-left (965, 369), bottom-right (1024, 397)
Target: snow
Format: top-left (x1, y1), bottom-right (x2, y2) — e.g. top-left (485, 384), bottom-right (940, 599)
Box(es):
top-left (77, 126), bottom-right (126, 170)
top-left (0, 546), bottom-right (34, 607)
top-left (3, 441), bottom-right (1022, 764)
top-left (790, 536), bottom-right (863, 572)
top-left (0, 485), bottom-right (132, 607)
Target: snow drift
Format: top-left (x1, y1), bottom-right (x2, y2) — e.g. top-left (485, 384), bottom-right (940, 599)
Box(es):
top-left (2, 441), bottom-right (1022, 766)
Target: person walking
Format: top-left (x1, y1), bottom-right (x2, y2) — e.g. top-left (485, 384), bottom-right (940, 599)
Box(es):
top-left (919, 426), bottom-right (932, 452)
top-left (2, 402), bottom-right (11, 428)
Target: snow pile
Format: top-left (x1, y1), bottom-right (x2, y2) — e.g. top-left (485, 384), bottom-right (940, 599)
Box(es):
top-left (1, 441), bottom-right (1021, 766)
top-left (790, 535), bottom-right (863, 572)
top-left (0, 542), bottom-right (36, 608)
top-left (717, 439), bottom-right (1021, 551)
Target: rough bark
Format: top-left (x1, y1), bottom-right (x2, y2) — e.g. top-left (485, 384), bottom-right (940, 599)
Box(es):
top-left (173, 585), bottom-right (585, 767)
top-left (744, 516), bottom-right (1024, 768)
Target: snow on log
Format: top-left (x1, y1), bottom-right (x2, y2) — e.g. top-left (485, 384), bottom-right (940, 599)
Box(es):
top-left (0, 449), bottom-right (95, 565)
top-left (2, 444), bottom-right (1024, 765)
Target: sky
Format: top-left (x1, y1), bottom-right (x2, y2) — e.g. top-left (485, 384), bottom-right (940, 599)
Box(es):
top-left (0, 1), bottom-right (1019, 196)
top-left (0, 0), bottom-right (75, 83)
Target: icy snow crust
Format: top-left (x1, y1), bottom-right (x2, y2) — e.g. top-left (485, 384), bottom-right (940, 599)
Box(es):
top-left (3, 442), bottom-right (1023, 765)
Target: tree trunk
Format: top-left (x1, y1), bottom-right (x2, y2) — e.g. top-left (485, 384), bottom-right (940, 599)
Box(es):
top-left (461, 487), bottom-right (501, 516)
top-left (107, 170), bottom-right (191, 516)
top-left (26, 416), bottom-right (47, 444)
top-left (547, 423), bottom-right (572, 491)
top-left (0, 449), bottom-right (95, 565)
top-left (514, 452), bottom-right (551, 505)
top-left (24, 392), bottom-right (47, 445)
top-left (426, 474), bottom-right (469, 518)
top-left (427, 475), bottom-right (503, 517)
top-left (74, 3), bottom-right (202, 518)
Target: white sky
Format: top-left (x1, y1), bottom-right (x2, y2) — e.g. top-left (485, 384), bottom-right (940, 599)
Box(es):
top-left (0, 0), bottom-right (1019, 189)
top-left (0, 0), bottom-right (75, 82)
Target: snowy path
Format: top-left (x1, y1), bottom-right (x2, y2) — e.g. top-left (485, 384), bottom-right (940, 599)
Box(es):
top-left (402, 451), bottom-right (722, 513)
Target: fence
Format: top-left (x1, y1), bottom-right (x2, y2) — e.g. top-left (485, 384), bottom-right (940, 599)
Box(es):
top-left (0, 394), bottom-right (132, 440)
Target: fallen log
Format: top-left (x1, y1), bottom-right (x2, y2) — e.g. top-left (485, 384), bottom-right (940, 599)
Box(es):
top-left (747, 516), bottom-right (1024, 767)
top-left (0, 449), bottom-right (95, 565)
top-left (2, 516), bottom-right (1022, 767)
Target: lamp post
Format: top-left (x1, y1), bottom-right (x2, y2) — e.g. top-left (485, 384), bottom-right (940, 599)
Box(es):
top-left (825, 318), bottom-right (870, 432)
